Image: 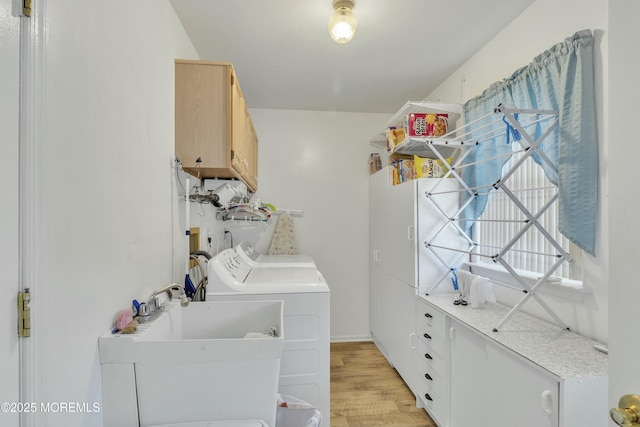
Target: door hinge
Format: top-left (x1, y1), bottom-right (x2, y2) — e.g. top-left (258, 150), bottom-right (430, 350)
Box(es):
top-left (12, 0), bottom-right (31, 17)
top-left (18, 289), bottom-right (31, 337)
top-left (230, 149), bottom-right (235, 160)
top-left (231, 74), bottom-right (235, 86)
top-left (22, 0), bottom-right (31, 16)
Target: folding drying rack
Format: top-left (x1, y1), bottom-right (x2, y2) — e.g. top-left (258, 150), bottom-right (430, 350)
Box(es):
top-left (419, 104), bottom-right (571, 331)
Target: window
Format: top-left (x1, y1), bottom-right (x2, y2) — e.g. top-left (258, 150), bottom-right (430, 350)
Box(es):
top-left (471, 150), bottom-right (583, 283)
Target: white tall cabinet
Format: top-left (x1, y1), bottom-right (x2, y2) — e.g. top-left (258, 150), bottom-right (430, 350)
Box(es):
top-left (369, 167), bottom-right (459, 395)
top-left (369, 168), bottom-right (417, 392)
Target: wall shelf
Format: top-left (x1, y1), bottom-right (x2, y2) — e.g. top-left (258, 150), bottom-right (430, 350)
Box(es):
top-left (369, 101), bottom-right (463, 158)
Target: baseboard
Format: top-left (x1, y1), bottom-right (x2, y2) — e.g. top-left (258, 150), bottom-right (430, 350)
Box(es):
top-left (330, 334), bottom-right (372, 343)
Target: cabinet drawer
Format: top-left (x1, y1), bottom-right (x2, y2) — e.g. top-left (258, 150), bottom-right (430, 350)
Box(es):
top-left (420, 367), bottom-right (445, 399)
top-left (417, 298), bottom-right (445, 333)
top-left (417, 321), bottom-right (444, 358)
top-left (417, 339), bottom-right (445, 376)
top-left (417, 385), bottom-right (445, 425)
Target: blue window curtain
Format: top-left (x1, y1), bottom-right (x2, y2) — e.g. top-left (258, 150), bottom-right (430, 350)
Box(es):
top-left (461, 30), bottom-right (598, 256)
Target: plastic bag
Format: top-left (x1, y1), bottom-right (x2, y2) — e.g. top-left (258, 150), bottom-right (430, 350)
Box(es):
top-left (276, 394), bottom-right (322, 427)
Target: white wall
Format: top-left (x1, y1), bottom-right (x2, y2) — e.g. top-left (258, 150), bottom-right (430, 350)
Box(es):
top-left (171, 108), bottom-right (389, 343)
top-left (607, 0), bottom-right (640, 407)
top-left (175, 108), bottom-right (390, 342)
top-left (250, 108), bottom-right (390, 341)
top-left (40, 1), bottom-right (197, 426)
top-left (425, 0), bottom-right (609, 343)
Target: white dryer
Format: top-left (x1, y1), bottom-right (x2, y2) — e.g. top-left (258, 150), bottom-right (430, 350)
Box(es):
top-left (234, 241), bottom-right (317, 268)
top-left (206, 247), bottom-right (330, 424)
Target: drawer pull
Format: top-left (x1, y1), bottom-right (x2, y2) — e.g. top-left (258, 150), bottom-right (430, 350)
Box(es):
top-left (424, 373), bottom-right (433, 381)
top-left (423, 333), bottom-right (431, 340)
top-left (424, 393), bottom-right (433, 402)
top-left (424, 313), bottom-right (433, 318)
top-left (541, 390), bottom-right (553, 415)
top-left (424, 353), bottom-right (432, 360)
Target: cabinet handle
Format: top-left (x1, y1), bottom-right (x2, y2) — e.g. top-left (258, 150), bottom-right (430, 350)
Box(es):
top-left (408, 225), bottom-right (414, 241)
top-left (424, 393), bottom-right (433, 402)
top-left (409, 333), bottom-right (417, 350)
top-left (540, 390), bottom-right (553, 415)
top-left (424, 373), bottom-right (433, 381)
top-left (423, 333), bottom-right (431, 340)
top-left (424, 312), bottom-right (433, 318)
top-left (424, 353), bottom-right (432, 360)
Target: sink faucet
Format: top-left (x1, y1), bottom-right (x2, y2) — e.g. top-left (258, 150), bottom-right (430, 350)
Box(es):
top-left (139, 284), bottom-right (190, 322)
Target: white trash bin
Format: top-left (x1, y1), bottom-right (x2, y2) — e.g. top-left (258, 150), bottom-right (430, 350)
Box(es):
top-left (276, 394), bottom-right (322, 427)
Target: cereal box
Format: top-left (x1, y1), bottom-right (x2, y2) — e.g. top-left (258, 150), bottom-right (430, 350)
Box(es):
top-left (413, 155), bottom-right (451, 178)
top-left (404, 113), bottom-right (448, 137)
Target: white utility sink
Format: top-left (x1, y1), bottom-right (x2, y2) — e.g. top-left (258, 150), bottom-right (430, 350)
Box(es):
top-left (99, 299), bottom-right (284, 427)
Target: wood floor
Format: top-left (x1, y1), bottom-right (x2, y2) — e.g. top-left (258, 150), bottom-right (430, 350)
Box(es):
top-left (330, 341), bottom-right (436, 427)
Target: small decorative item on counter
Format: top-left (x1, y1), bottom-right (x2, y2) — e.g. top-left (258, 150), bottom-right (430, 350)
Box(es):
top-left (368, 153), bottom-right (382, 175)
top-left (404, 113), bottom-right (448, 137)
top-left (385, 127), bottom-right (405, 151)
top-left (413, 155), bottom-right (452, 178)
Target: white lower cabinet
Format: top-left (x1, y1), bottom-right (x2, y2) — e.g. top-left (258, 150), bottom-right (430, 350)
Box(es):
top-left (484, 342), bottom-right (559, 427)
top-left (415, 295), bottom-right (608, 427)
top-left (449, 318), bottom-right (559, 427)
top-left (415, 298), bottom-right (448, 426)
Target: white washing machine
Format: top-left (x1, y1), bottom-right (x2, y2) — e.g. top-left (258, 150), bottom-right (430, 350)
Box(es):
top-left (207, 247), bottom-right (330, 424)
top-left (234, 241), bottom-right (317, 268)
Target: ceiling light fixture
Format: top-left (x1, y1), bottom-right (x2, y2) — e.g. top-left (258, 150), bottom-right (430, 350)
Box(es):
top-left (328, 0), bottom-right (357, 44)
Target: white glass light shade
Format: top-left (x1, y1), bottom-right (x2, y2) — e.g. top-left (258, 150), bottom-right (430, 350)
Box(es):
top-left (328, 6), bottom-right (357, 44)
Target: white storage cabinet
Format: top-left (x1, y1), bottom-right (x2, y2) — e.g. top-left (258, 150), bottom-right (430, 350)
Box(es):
top-left (369, 167), bottom-right (459, 396)
top-left (419, 294), bottom-right (608, 427)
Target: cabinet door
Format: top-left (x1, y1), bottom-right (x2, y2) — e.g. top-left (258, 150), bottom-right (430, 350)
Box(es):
top-left (369, 170), bottom-right (388, 344)
top-left (383, 275), bottom-right (417, 393)
top-left (382, 179), bottom-right (417, 286)
top-left (245, 112), bottom-right (258, 191)
top-left (449, 319), bottom-right (487, 427)
top-left (416, 178), bottom-right (463, 294)
top-left (175, 61), bottom-right (229, 173)
top-left (485, 343), bottom-right (559, 427)
top-left (230, 69), bottom-right (247, 180)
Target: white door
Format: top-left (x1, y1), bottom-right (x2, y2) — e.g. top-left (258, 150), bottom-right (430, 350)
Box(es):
top-left (0, 0), bottom-right (21, 425)
top-left (608, 0), bottom-right (640, 425)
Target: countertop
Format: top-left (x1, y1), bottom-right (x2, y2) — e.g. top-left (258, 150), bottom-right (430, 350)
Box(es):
top-left (418, 292), bottom-right (608, 380)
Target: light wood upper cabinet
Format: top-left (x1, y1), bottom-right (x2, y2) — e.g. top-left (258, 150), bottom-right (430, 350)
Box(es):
top-left (175, 60), bottom-right (258, 192)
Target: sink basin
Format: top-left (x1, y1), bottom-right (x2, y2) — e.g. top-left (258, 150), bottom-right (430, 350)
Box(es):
top-left (99, 298), bottom-right (284, 427)
top-left (99, 299), bottom-right (283, 364)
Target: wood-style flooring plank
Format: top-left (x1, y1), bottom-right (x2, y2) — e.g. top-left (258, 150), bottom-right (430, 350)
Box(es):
top-left (330, 341), bottom-right (436, 427)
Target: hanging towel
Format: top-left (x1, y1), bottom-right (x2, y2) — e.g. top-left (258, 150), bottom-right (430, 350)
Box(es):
top-left (468, 275), bottom-right (496, 308)
top-left (455, 270), bottom-right (476, 298)
top-left (268, 213), bottom-right (299, 255)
